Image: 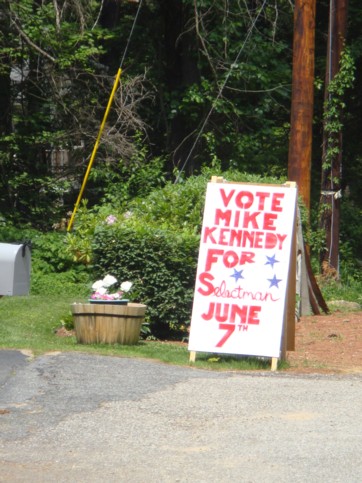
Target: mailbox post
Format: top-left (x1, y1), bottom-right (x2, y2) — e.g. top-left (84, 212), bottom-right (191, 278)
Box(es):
top-left (0, 243), bottom-right (31, 296)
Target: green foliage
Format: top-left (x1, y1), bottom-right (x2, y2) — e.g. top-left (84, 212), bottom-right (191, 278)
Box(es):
top-left (0, 225), bottom-right (72, 273)
top-left (320, 275), bottom-right (362, 306)
top-left (90, 169), bottom-right (286, 338)
top-left (128, 167), bottom-right (285, 233)
top-left (306, 194), bottom-right (362, 273)
top-left (4, 173), bottom-right (73, 227)
top-left (96, 134), bottom-right (167, 208)
top-left (0, 219), bottom-right (91, 295)
top-left (157, 0), bottom-right (292, 174)
top-left (66, 201), bottom-right (104, 264)
top-left (0, 1), bottom-right (361, 311)
top-left (340, 197), bottom-right (362, 260)
top-left (92, 224), bottom-right (199, 338)
top-left (60, 311), bottom-right (75, 331)
top-left (31, 271), bottom-right (89, 296)
top-left (66, 168), bottom-right (285, 277)
top-left (338, 241), bottom-right (362, 285)
top-left (0, 0), bottom-right (128, 225)
top-left (323, 47), bottom-right (355, 171)
top-left (127, 173), bottom-right (208, 233)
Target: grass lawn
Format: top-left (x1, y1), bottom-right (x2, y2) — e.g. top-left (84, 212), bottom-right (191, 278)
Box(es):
top-left (0, 294), bottom-right (274, 371)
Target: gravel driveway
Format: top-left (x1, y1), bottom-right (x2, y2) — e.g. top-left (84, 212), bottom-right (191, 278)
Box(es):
top-left (1, 350), bottom-right (361, 482)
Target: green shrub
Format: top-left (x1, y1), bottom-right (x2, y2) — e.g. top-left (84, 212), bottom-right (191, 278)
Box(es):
top-left (340, 198), bottom-right (362, 260)
top-left (65, 201), bottom-right (103, 265)
top-left (31, 271), bottom-right (90, 296)
top-left (320, 276), bottom-right (362, 306)
top-left (127, 174), bottom-right (208, 233)
top-left (0, 222), bottom-right (71, 272)
top-left (65, 168), bottom-right (284, 266)
top-left (88, 169), bottom-right (286, 338)
top-left (92, 224), bottom-right (199, 338)
top-left (127, 167), bottom-right (284, 232)
top-left (0, 220), bottom-right (91, 295)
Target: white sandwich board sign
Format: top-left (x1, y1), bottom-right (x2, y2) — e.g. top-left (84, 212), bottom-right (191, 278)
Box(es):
top-left (188, 179), bottom-right (297, 360)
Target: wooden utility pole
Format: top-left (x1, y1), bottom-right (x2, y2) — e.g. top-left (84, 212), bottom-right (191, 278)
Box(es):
top-left (288, 0), bottom-right (316, 213)
top-left (288, 0), bottom-right (330, 315)
top-left (320, 0), bottom-right (348, 275)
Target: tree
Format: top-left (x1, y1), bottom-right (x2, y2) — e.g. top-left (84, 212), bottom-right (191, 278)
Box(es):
top-left (99, 1), bottom-right (295, 178)
top-left (0, 0), bottom-right (148, 225)
top-left (319, 0), bottom-right (351, 276)
top-left (1, 0), bottom-right (361, 272)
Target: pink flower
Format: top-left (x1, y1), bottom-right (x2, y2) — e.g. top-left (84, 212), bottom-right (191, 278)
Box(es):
top-left (106, 215), bottom-right (117, 225)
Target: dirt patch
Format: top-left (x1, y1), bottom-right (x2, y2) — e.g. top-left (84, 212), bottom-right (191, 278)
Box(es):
top-left (164, 310), bottom-right (362, 374)
top-left (286, 310), bottom-right (362, 374)
top-left (55, 326), bottom-right (75, 337)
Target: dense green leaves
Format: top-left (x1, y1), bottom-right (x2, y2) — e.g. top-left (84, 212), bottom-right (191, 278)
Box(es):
top-left (85, 169), bottom-right (286, 337)
top-left (0, 0), bottom-right (146, 225)
top-left (92, 224), bottom-right (199, 338)
top-left (0, 0), bottom-right (361, 265)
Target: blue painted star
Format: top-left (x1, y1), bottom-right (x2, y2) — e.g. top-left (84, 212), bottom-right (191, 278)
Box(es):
top-left (267, 274), bottom-right (282, 288)
top-left (230, 269), bottom-right (244, 282)
top-left (265, 254), bottom-right (279, 269)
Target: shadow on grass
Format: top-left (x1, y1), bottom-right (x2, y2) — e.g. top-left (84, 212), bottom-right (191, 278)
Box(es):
top-left (189, 353), bottom-right (276, 371)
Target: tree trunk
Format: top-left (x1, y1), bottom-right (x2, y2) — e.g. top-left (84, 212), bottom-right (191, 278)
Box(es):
top-left (0, 2), bottom-right (13, 212)
top-left (319, 0), bottom-right (348, 276)
top-left (0, 3), bottom-right (11, 138)
top-left (160, 0), bottom-right (200, 174)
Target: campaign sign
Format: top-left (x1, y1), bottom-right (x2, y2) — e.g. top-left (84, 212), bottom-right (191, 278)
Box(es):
top-left (188, 182), bottom-right (297, 358)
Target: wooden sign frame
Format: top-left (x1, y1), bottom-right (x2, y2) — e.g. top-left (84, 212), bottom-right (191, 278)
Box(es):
top-left (188, 177), bottom-right (297, 371)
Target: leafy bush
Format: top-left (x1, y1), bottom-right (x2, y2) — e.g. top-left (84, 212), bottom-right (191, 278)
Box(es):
top-left (127, 167), bottom-right (285, 233)
top-left (320, 276), bottom-right (362, 306)
top-left (31, 271), bottom-right (90, 296)
top-left (92, 224), bottom-right (199, 338)
top-left (340, 198), bottom-right (362, 261)
top-left (127, 174), bottom-right (207, 233)
top-left (65, 168), bottom-right (284, 271)
top-left (82, 169), bottom-right (287, 337)
top-left (65, 201), bottom-right (104, 265)
top-left (0, 220), bottom-right (91, 295)
top-left (0, 221), bottom-right (70, 272)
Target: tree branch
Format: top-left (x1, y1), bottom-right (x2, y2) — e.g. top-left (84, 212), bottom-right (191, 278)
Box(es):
top-left (12, 19), bottom-right (56, 63)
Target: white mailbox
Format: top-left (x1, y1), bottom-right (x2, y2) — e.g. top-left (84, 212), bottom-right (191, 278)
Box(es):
top-left (0, 243), bottom-right (31, 296)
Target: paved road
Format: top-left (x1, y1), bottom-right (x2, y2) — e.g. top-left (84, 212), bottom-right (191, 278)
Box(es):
top-left (0, 350), bottom-right (361, 482)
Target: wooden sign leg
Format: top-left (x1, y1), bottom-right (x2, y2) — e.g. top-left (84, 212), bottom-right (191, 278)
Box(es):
top-left (189, 351), bottom-right (196, 363)
top-left (271, 357), bottom-right (278, 371)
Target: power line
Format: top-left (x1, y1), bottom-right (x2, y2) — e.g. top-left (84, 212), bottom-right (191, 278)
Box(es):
top-left (174, 0), bottom-right (268, 183)
top-left (120, 0), bottom-right (143, 69)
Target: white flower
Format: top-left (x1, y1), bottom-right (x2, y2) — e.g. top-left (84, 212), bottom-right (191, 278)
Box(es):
top-left (120, 281), bottom-right (133, 292)
top-left (102, 274), bottom-right (118, 287)
top-left (91, 276), bottom-right (132, 301)
top-left (92, 279), bottom-right (104, 290)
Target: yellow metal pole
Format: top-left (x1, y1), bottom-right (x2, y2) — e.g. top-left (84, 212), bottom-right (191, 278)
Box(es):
top-left (67, 67), bottom-right (123, 232)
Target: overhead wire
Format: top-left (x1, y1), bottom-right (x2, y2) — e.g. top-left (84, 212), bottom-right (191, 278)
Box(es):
top-left (329, 0), bottom-right (335, 265)
top-left (174, 0), bottom-right (268, 184)
top-left (120, 0), bottom-right (143, 69)
top-left (327, 0), bottom-right (336, 267)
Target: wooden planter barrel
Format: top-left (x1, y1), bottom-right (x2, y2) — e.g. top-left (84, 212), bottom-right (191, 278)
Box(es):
top-left (71, 302), bottom-right (147, 345)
